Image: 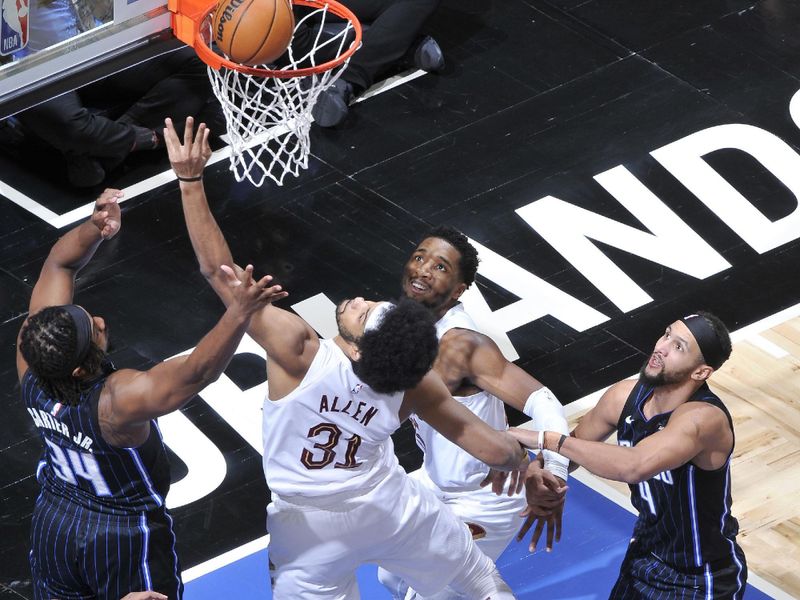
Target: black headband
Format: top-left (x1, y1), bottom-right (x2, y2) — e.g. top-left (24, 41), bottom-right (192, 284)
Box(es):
top-left (680, 314), bottom-right (726, 369)
top-left (60, 304), bottom-right (93, 371)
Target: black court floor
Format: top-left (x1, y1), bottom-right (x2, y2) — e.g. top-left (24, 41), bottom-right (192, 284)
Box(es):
top-left (2, 0), bottom-right (800, 596)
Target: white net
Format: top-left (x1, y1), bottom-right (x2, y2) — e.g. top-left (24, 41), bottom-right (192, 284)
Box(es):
top-left (199, 5), bottom-right (358, 186)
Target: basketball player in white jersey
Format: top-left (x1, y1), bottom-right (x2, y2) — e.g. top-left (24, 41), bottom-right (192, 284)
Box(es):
top-left (165, 117), bottom-right (530, 599)
top-left (378, 227), bottom-right (571, 599)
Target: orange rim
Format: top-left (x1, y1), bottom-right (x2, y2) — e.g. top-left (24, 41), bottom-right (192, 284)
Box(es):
top-left (170, 0), bottom-right (362, 77)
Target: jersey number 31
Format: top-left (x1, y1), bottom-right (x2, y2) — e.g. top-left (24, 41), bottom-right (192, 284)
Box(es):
top-left (301, 422), bottom-right (362, 470)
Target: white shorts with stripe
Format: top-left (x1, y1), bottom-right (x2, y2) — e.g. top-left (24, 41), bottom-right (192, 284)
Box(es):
top-left (266, 463), bottom-right (493, 599)
top-left (411, 467), bottom-right (528, 561)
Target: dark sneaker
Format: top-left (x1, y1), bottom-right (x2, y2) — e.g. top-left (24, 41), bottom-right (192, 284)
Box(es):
top-left (411, 36), bottom-right (445, 73)
top-left (130, 125), bottom-right (160, 152)
top-left (66, 154), bottom-right (105, 188)
top-left (312, 79), bottom-right (354, 128)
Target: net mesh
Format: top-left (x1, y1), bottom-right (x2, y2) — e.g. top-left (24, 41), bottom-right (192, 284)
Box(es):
top-left (199, 5), bottom-right (357, 186)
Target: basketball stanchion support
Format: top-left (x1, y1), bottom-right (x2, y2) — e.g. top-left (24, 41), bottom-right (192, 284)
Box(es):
top-left (168, 0), bottom-right (362, 187)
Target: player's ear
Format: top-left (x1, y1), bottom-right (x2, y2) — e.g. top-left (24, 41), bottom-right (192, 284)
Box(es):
top-left (451, 282), bottom-right (468, 301)
top-left (341, 342), bottom-right (361, 362)
top-left (692, 364), bottom-right (713, 382)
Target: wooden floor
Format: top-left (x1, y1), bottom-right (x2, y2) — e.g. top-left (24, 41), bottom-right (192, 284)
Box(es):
top-left (564, 309), bottom-right (800, 598)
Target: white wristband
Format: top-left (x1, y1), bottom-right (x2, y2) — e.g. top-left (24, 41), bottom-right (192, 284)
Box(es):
top-left (537, 430), bottom-right (544, 451)
top-left (543, 450), bottom-right (569, 482)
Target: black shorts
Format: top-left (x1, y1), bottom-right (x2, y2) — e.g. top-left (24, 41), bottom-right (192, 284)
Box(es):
top-left (609, 544), bottom-right (747, 600)
top-left (29, 491), bottom-right (183, 600)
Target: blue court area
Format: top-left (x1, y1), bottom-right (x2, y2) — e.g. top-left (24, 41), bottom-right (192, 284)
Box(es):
top-left (185, 477), bottom-right (773, 599)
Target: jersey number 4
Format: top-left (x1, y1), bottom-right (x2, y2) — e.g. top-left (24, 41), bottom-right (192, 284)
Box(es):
top-left (301, 422), bottom-right (362, 470)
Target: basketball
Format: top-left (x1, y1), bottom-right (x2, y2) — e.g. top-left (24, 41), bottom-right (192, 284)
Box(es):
top-left (213, 0), bottom-right (295, 66)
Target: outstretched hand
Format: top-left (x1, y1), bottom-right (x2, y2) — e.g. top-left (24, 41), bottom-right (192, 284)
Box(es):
top-left (221, 264), bottom-right (288, 317)
top-left (516, 459), bottom-right (567, 553)
top-left (164, 116), bottom-right (212, 180)
top-left (91, 188), bottom-right (123, 239)
top-left (480, 450), bottom-right (530, 496)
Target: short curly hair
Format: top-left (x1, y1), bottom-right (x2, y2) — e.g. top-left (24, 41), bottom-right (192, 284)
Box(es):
top-left (19, 306), bottom-right (107, 406)
top-left (423, 225), bottom-right (480, 288)
top-left (353, 298), bottom-right (439, 394)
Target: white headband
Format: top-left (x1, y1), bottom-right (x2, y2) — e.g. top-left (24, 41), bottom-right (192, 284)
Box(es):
top-left (364, 302), bottom-right (395, 333)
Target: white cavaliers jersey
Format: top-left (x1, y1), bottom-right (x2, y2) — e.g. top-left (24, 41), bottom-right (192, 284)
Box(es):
top-left (412, 303), bottom-right (508, 491)
top-left (262, 338), bottom-right (404, 504)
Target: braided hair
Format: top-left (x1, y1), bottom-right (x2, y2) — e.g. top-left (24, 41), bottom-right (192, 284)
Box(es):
top-left (19, 306), bottom-right (107, 406)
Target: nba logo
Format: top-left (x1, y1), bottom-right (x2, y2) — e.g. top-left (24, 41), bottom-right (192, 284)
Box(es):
top-left (1, 0), bottom-right (29, 56)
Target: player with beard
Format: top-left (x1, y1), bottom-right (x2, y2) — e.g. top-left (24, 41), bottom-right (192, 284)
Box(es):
top-left (378, 227), bottom-right (570, 600)
top-left (510, 312), bottom-right (748, 599)
top-left (165, 118), bottom-right (532, 599)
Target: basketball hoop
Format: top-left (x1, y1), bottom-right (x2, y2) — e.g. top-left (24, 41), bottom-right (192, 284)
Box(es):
top-left (169, 0), bottom-right (362, 186)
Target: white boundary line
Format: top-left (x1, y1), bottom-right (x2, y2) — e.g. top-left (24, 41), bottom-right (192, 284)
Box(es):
top-left (182, 534), bottom-right (270, 583)
top-left (1, 69), bottom-right (428, 229)
top-left (0, 179), bottom-right (60, 222)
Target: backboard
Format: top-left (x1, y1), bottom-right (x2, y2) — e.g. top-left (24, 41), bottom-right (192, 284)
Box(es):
top-left (0, 0), bottom-right (178, 119)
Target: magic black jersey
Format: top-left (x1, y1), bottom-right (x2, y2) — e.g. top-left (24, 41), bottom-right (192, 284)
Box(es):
top-left (22, 369), bottom-right (171, 514)
top-left (617, 380), bottom-right (745, 573)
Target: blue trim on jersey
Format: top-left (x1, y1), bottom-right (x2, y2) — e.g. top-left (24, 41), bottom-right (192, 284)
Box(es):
top-left (722, 467), bottom-right (746, 598)
top-left (687, 464), bottom-right (702, 567)
top-left (140, 513), bottom-right (153, 589)
top-left (127, 446), bottom-right (164, 508)
top-left (704, 563), bottom-right (713, 599)
top-left (51, 499), bottom-right (65, 584)
top-left (163, 508), bottom-right (182, 591)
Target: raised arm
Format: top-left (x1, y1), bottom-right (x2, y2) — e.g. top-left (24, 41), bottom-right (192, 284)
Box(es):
top-left (164, 117), bottom-right (318, 385)
top-left (404, 370), bottom-right (528, 473)
top-left (102, 265), bottom-right (283, 432)
top-left (17, 190), bottom-right (122, 380)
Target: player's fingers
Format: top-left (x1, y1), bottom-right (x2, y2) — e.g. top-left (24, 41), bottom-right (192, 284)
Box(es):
top-left (103, 220), bottom-right (120, 238)
top-left (195, 121), bottom-right (207, 144)
top-left (545, 519), bottom-right (555, 552)
top-left (516, 515), bottom-right (533, 541)
top-left (183, 116), bottom-right (195, 148)
top-left (555, 510), bottom-right (563, 542)
top-left (192, 123), bottom-right (208, 157)
top-left (220, 264), bottom-right (241, 286)
top-left (262, 285), bottom-right (285, 298)
top-left (254, 274), bottom-right (274, 288)
top-left (507, 471), bottom-right (517, 497)
top-left (241, 264), bottom-right (255, 287)
top-left (529, 519), bottom-right (545, 552)
top-left (202, 126), bottom-right (212, 155)
top-left (163, 117), bottom-right (179, 149)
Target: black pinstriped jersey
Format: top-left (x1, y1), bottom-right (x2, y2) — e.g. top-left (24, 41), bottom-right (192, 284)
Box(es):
top-left (22, 369), bottom-right (171, 514)
top-left (617, 380), bottom-right (744, 572)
